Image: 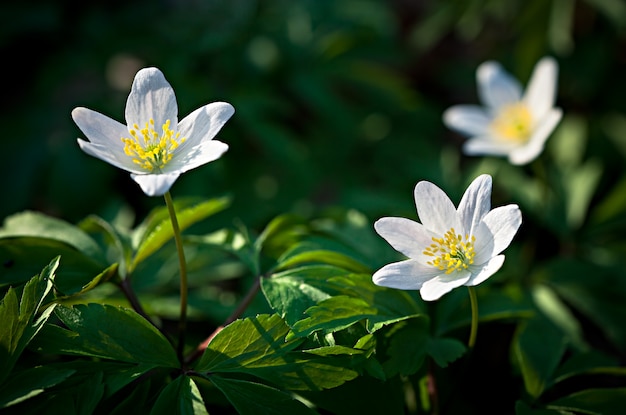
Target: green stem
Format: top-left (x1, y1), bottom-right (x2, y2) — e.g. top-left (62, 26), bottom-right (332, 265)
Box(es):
top-left (164, 191), bottom-right (188, 362)
top-left (467, 286), bottom-right (479, 348)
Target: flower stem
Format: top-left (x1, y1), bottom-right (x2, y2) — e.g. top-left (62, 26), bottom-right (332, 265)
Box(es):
top-left (164, 191), bottom-right (188, 362)
top-left (467, 286), bottom-right (479, 348)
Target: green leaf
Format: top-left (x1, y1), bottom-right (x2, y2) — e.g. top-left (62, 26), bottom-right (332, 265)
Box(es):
top-left (515, 400), bottom-right (563, 415)
top-left (381, 318), bottom-right (430, 377)
top-left (291, 295), bottom-right (417, 338)
top-left (262, 266), bottom-right (422, 331)
top-left (513, 316), bottom-right (568, 398)
top-left (208, 376), bottom-right (318, 415)
top-left (426, 337), bottom-right (466, 368)
top-left (195, 314), bottom-right (358, 391)
top-left (541, 259), bottom-right (626, 353)
top-left (547, 387), bottom-right (626, 415)
top-left (261, 265), bottom-right (349, 327)
top-left (80, 214), bottom-right (134, 278)
top-left (150, 376), bottom-right (208, 415)
top-left (276, 249), bottom-right (371, 274)
top-left (32, 304), bottom-right (178, 368)
top-left (185, 227), bottom-right (260, 276)
top-left (131, 197), bottom-right (231, 271)
top-left (553, 351), bottom-right (626, 383)
top-left (0, 211), bottom-right (104, 262)
top-left (0, 257), bottom-right (58, 384)
top-left (0, 365), bottom-right (75, 408)
top-left (0, 237), bottom-right (106, 291)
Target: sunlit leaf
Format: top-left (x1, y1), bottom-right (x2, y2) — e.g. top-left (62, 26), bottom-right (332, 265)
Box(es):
top-left (195, 314), bottom-right (358, 391)
top-left (131, 197), bottom-right (231, 270)
top-left (291, 295), bottom-right (418, 338)
top-left (0, 211), bottom-right (105, 261)
top-left (0, 257), bottom-right (58, 384)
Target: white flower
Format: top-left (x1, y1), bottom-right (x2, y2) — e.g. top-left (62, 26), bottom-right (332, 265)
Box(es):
top-left (443, 57), bottom-right (562, 165)
top-left (72, 67), bottom-right (234, 196)
top-left (373, 175), bottom-right (522, 301)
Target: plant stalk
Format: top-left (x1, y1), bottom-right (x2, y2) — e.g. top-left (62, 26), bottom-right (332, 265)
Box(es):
top-left (164, 191), bottom-right (189, 363)
top-left (467, 286), bottom-right (479, 348)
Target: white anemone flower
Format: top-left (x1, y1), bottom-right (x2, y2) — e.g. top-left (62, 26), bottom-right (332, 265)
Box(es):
top-left (72, 67), bottom-right (234, 196)
top-left (373, 174), bottom-right (522, 301)
top-left (443, 57), bottom-right (562, 165)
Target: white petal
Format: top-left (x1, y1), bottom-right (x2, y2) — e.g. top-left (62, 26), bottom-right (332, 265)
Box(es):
top-left (523, 57), bottom-right (558, 120)
top-left (77, 139), bottom-right (144, 173)
top-left (420, 271), bottom-right (471, 301)
top-left (477, 61), bottom-right (523, 110)
top-left (414, 181), bottom-right (460, 235)
top-left (443, 105), bottom-right (492, 137)
top-left (473, 205), bottom-right (522, 263)
top-left (462, 135), bottom-right (517, 157)
top-left (72, 107), bottom-right (131, 151)
top-left (125, 68), bottom-right (178, 130)
top-left (508, 108), bottom-right (562, 165)
top-left (374, 217), bottom-right (435, 259)
top-left (372, 259), bottom-right (440, 290)
top-left (466, 255), bottom-right (505, 287)
top-left (130, 172), bottom-right (180, 197)
top-left (458, 175), bottom-right (492, 236)
top-left (168, 140), bottom-right (229, 173)
top-left (177, 102), bottom-right (235, 149)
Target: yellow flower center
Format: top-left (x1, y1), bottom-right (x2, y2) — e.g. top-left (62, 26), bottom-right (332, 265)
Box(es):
top-left (489, 103), bottom-right (533, 142)
top-left (423, 228), bottom-right (476, 274)
top-left (121, 119), bottom-right (186, 172)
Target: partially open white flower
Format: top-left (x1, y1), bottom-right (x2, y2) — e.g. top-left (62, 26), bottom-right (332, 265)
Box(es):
top-left (73, 67), bottom-right (234, 196)
top-left (373, 175), bottom-right (522, 301)
top-left (443, 57), bottom-right (562, 165)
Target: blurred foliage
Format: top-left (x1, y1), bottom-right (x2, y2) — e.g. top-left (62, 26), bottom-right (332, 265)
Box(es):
top-left (1, 0), bottom-right (626, 413)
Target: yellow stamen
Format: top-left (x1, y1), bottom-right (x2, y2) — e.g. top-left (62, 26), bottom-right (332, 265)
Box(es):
top-left (490, 103), bottom-right (533, 142)
top-left (423, 228), bottom-right (476, 274)
top-left (121, 119), bottom-right (186, 172)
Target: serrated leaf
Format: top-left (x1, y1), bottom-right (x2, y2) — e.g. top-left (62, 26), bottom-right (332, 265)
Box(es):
top-left (131, 197), bottom-right (231, 270)
top-left (261, 265), bottom-right (350, 327)
top-left (0, 365), bottom-right (75, 408)
top-left (32, 304), bottom-right (178, 368)
top-left (427, 337), bottom-right (466, 368)
top-left (0, 211), bottom-right (104, 262)
top-left (291, 295), bottom-right (416, 338)
top-left (0, 257), bottom-right (58, 384)
top-left (546, 387), bottom-right (626, 415)
top-left (150, 376), bottom-right (208, 415)
top-left (382, 317), bottom-right (430, 377)
top-left (195, 314), bottom-right (357, 391)
top-left (513, 316), bottom-right (568, 398)
top-left (208, 376), bottom-right (318, 415)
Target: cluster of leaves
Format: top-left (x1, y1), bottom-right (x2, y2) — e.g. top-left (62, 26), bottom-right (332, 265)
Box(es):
top-left (2, 181), bottom-right (626, 413)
